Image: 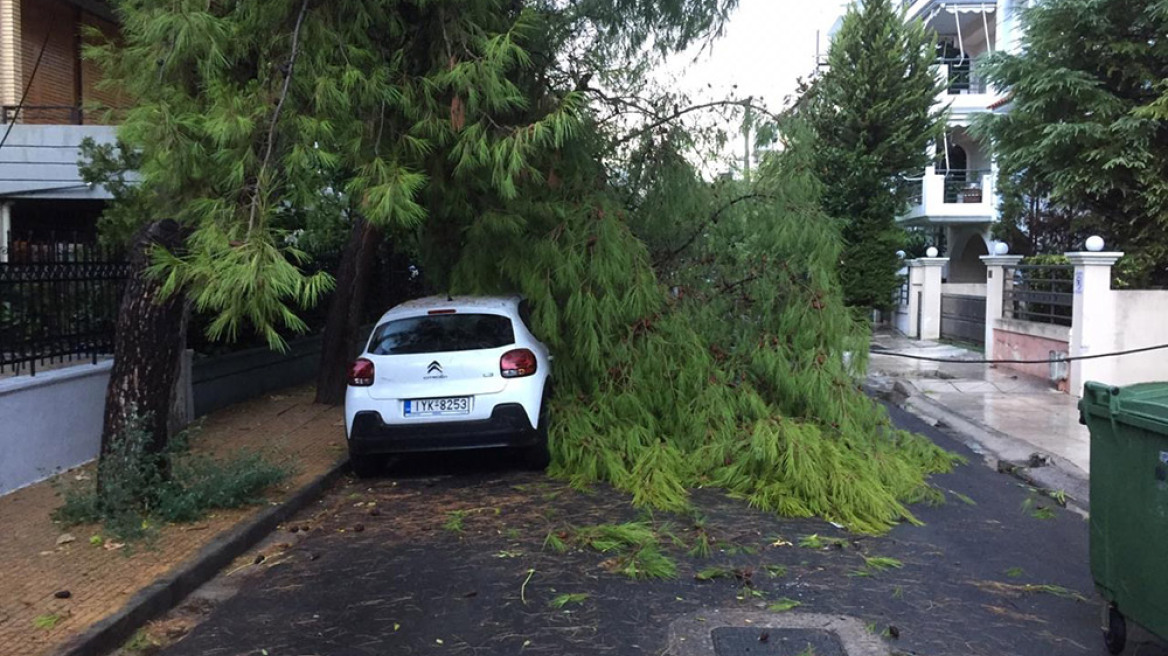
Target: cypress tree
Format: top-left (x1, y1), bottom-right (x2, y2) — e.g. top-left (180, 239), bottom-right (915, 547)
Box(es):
top-left (801, 0), bottom-right (944, 310)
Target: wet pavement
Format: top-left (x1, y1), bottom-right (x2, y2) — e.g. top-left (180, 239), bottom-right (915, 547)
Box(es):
top-left (147, 404), bottom-right (1166, 656)
top-left (869, 334), bottom-right (1090, 476)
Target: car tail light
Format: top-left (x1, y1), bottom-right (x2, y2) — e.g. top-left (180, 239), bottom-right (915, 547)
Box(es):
top-left (348, 358), bottom-right (375, 386)
top-left (500, 348), bottom-right (537, 378)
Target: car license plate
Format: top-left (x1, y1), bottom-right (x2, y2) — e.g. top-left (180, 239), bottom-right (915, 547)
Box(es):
top-left (405, 397), bottom-right (471, 417)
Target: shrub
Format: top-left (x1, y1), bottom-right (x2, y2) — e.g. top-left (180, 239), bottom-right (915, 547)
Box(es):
top-left (54, 409), bottom-right (289, 542)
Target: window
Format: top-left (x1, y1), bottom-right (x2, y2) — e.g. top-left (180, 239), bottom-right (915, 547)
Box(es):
top-left (368, 314), bottom-right (515, 355)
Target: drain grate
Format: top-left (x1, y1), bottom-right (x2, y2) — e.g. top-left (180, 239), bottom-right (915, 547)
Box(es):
top-left (711, 627), bottom-right (848, 656)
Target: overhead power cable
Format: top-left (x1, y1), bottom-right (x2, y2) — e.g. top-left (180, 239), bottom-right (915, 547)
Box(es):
top-left (870, 343), bottom-right (1168, 365)
top-left (0, 27), bottom-right (52, 154)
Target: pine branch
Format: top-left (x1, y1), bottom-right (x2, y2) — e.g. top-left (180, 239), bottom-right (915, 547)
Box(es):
top-left (719, 272), bottom-right (763, 295)
top-left (614, 100), bottom-right (779, 146)
top-left (654, 193), bottom-right (774, 269)
top-left (248, 0), bottom-right (311, 235)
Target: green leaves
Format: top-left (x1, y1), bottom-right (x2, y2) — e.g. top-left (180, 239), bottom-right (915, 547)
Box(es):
top-left (94, 0), bottom-right (594, 345)
top-left (548, 593), bottom-right (589, 608)
top-left (974, 0), bottom-right (1168, 285)
top-left (352, 160), bottom-right (429, 229)
top-left (799, 0), bottom-right (944, 309)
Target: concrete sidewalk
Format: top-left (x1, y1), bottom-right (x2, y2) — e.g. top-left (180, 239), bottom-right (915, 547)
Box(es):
top-left (867, 331), bottom-right (1090, 500)
top-left (0, 385), bottom-right (346, 656)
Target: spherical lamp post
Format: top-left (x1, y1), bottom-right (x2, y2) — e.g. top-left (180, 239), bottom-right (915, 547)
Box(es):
top-left (1085, 235), bottom-right (1105, 252)
top-left (926, 246), bottom-right (939, 258)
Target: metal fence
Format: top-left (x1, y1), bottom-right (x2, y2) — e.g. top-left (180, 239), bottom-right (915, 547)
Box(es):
top-left (894, 273), bottom-right (910, 307)
top-left (0, 233), bottom-right (130, 375)
top-left (1003, 264), bottom-right (1074, 326)
top-left (1, 105), bottom-right (86, 125)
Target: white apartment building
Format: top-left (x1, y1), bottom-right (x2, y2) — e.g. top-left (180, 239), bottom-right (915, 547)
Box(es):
top-left (898, 0), bottom-right (1030, 284)
top-left (827, 0), bottom-right (1031, 283)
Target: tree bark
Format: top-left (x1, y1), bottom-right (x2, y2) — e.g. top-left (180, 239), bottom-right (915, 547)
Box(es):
top-left (100, 219), bottom-right (190, 460)
top-left (314, 217), bottom-right (382, 405)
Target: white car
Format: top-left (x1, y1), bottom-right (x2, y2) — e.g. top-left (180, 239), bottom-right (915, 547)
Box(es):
top-left (344, 295), bottom-right (553, 476)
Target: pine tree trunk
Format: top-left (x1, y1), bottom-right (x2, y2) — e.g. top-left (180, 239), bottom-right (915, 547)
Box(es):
top-left (314, 217), bottom-right (382, 405)
top-left (100, 219), bottom-right (190, 461)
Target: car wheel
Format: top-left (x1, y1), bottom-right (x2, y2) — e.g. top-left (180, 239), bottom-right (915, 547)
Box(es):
top-left (350, 454), bottom-right (383, 478)
top-left (522, 403), bottom-right (551, 471)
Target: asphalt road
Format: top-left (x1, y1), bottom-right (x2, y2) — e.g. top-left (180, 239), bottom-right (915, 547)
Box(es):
top-left (155, 404), bottom-right (1168, 656)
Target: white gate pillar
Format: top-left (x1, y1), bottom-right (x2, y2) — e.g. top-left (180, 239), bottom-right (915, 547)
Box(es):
top-left (1066, 248), bottom-right (1123, 397)
top-left (980, 254), bottom-right (1023, 360)
top-left (915, 257), bottom-right (946, 340)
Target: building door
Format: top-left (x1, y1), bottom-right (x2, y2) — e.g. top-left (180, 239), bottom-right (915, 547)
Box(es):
top-left (938, 144), bottom-right (967, 203)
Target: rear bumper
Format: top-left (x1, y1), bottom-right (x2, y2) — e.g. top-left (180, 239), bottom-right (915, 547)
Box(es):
top-left (347, 403), bottom-right (538, 455)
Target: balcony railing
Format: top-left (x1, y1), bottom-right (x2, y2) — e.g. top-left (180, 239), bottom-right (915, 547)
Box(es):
top-left (940, 169), bottom-right (990, 204)
top-left (1, 105), bottom-right (85, 125)
top-left (902, 167), bottom-right (995, 222)
top-left (938, 58), bottom-right (988, 95)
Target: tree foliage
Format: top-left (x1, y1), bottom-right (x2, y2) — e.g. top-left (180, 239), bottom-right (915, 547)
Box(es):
top-left (448, 117), bottom-right (958, 533)
top-left (87, 0), bottom-right (957, 534)
top-left (87, 0), bottom-right (594, 349)
top-left (973, 0), bottom-right (1168, 286)
top-left (800, 0), bottom-right (944, 309)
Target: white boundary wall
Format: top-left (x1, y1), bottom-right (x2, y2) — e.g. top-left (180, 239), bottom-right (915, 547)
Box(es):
top-left (0, 362), bottom-right (111, 495)
top-left (1103, 290), bottom-right (1168, 388)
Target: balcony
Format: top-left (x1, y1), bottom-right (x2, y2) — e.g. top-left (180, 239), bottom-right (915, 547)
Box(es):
top-left (936, 61), bottom-right (999, 120)
top-left (902, 168), bottom-right (995, 225)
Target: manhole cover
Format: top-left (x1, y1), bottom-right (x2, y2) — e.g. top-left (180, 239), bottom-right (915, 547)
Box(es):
top-left (711, 627), bottom-right (848, 656)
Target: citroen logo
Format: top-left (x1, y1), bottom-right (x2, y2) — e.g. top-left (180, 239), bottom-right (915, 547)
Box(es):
top-left (427, 361), bottom-right (443, 374)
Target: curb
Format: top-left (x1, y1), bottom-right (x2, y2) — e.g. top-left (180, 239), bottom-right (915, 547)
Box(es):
top-left (886, 378), bottom-right (1091, 512)
top-left (59, 459), bottom-right (350, 656)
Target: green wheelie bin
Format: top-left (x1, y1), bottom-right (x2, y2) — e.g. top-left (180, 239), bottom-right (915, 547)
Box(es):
top-left (1079, 381), bottom-right (1168, 654)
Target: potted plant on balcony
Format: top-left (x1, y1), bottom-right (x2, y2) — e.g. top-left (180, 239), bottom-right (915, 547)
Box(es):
top-left (959, 173), bottom-right (983, 204)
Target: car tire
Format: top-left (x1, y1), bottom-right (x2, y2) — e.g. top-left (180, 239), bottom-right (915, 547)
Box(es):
top-left (522, 402), bottom-right (551, 471)
top-left (349, 454), bottom-right (383, 478)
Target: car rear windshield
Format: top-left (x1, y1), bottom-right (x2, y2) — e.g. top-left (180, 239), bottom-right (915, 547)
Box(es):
top-left (368, 313), bottom-right (515, 355)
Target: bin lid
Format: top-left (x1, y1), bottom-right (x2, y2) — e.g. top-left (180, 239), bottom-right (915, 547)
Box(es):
top-left (1082, 381), bottom-right (1168, 435)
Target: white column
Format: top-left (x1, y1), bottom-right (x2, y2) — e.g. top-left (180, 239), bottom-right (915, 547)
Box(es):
top-left (916, 257), bottom-right (947, 340)
top-left (1066, 251), bottom-right (1124, 397)
top-left (0, 202), bottom-right (10, 263)
top-left (906, 260), bottom-right (924, 338)
top-left (0, 0), bottom-right (21, 108)
top-left (980, 254), bottom-right (1023, 360)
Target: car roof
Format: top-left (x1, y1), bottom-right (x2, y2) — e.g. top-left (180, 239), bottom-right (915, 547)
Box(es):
top-left (376, 295), bottom-right (522, 322)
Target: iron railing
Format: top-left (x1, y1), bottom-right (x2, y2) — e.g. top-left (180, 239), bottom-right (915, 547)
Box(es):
top-left (1003, 264), bottom-right (1074, 326)
top-left (0, 233), bottom-right (130, 375)
top-left (940, 169), bottom-right (990, 204)
top-left (938, 57), bottom-right (988, 95)
top-left (906, 178), bottom-right (924, 206)
top-left (1, 105), bottom-right (86, 125)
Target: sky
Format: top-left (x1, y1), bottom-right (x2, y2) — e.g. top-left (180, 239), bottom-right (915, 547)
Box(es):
top-left (660, 0), bottom-right (850, 116)
top-left (646, 0), bottom-right (851, 171)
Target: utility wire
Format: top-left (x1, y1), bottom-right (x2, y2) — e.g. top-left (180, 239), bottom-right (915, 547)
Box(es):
top-left (870, 342), bottom-right (1168, 365)
top-left (0, 27), bottom-right (53, 154)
